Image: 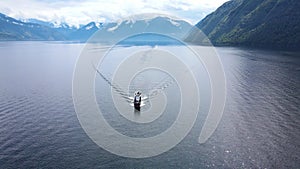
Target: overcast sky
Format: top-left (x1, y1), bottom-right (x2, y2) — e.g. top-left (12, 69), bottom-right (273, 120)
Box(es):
top-left (0, 0), bottom-right (229, 27)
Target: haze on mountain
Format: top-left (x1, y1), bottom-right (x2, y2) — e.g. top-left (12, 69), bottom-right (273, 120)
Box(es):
top-left (0, 13), bottom-right (192, 42)
top-left (0, 13), bottom-right (66, 41)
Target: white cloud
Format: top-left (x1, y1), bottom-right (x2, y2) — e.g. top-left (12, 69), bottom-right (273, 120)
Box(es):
top-left (0, 0), bottom-right (229, 27)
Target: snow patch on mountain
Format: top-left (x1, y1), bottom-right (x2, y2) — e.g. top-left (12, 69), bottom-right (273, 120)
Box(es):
top-left (85, 24), bottom-right (94, 30)
top-left (107, 22), bottom-right (121, 32)
top-left (12, 21), bottom-right (24, 26)
top-left (169, 19), bottom-right (180, 27)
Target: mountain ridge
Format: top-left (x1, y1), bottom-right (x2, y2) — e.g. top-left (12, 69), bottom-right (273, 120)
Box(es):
top-left (0, 13), bottom-right (192, 42)
top-left (186, 0), bottom-right (300, 50)
top-left (0, 13), bottom-right (66, 40)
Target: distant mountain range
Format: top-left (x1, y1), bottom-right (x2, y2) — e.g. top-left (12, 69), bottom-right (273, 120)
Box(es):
top-left (186, 0), bottom-right (300, 50)
top-left (87, 16), bottom-right (192, 43)
top-left (0, 13), bottom-right (192, 42)
top-left (0, 13), bottom-right (66, 40)
top-left (1, 0), bottom-right (299, 51)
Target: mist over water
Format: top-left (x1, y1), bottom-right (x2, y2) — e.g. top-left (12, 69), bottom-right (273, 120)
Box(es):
top-left (0, 42), bottom-right (299, 168)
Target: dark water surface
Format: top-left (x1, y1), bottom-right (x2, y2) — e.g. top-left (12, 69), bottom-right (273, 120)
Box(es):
top-left (0, 42), bottom-right (299, 168)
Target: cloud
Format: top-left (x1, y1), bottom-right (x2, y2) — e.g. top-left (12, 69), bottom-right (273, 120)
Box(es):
top-left (0, 0), bottom-right (229, 27)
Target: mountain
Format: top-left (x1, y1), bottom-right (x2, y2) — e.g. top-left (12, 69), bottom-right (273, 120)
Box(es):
top-left (0, 13), bottom-right (192, 42)
top-left (0, 13), bottom-right (66, 41)
top-left (25, 19), bottom-right (78, 36)
top-left (70, 16), bottom-right (192, 42)
top-left (25, 18), bottom-right (56, 28)
top-left (186, 0), bottom-right (300, 50)
top-left (69, 22), bottom-right (103, 41)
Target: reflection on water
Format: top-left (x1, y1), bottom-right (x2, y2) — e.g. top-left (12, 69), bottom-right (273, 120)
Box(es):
top-left (0, 42), bottom-right (299, 168)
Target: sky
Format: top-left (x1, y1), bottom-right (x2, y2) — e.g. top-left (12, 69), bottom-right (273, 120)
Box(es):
top-left (0, 0), bottom-right (229, 27)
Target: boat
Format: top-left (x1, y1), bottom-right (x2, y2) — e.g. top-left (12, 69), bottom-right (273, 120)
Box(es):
top-left (133, 91), bottom-right (142, 110)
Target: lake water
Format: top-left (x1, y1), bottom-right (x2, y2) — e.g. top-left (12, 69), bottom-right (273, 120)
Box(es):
top-left (0, 41), bottom-right (299, 168)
